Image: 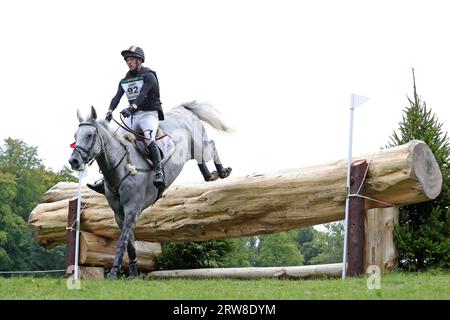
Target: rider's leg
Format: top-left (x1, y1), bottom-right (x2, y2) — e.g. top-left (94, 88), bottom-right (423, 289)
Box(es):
top-left (147, 141), bottom-right (165, 187)
top-left (136, 111), bottom-right (165, 188)
top-left (87, 178), bottom-right (105, 194)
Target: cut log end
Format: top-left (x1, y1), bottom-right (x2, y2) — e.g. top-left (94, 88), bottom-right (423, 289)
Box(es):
top-left (411, 140), bottom-right (443, 199)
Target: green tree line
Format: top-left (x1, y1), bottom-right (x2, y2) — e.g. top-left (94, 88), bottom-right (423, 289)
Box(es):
top-left (157, 222), bottom-right (345, 269)
top-left (0, 138), bottom-right (76, 272)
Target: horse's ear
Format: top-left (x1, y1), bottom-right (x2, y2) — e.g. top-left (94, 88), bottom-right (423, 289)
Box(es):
top-left (91, 106), bottom-right (97, 120)
top-left (77, 109), bottom-right (84, 123)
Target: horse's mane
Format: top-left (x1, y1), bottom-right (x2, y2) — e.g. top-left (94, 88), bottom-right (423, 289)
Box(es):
top-left (96, 119), bottom-right (134, 147)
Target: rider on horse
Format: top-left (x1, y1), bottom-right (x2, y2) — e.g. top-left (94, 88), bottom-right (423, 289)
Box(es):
top-left (87, 46), bottom-right (165, 194)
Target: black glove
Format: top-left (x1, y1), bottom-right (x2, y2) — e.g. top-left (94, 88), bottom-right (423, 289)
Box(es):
top-left (120, 107), bottom-right (134, 118)
top-left (105, 111), bottom-right (113, 122)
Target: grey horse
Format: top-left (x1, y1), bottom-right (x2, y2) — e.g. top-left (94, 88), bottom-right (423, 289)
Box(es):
top-left (68, 101), bottom-right (232, 279)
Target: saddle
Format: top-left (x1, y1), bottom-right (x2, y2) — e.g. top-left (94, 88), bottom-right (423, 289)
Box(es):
top-left (122, 128), bottom-right (176, 166)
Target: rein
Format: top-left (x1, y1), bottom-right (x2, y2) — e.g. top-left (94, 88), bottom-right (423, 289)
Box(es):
top-left (112, 114), bottom-right (153, 141)
top-left (73, 121), bottom-right (152, 194)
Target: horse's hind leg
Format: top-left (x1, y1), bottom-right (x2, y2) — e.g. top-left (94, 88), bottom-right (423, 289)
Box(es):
top-left (197, 162), bottom-right (218, 181)
top-left (198, 140), bottom-right (232, 181)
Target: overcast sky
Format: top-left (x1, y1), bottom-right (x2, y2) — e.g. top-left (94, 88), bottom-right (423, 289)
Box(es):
top-left (0, 0), bottom-right (449, 185)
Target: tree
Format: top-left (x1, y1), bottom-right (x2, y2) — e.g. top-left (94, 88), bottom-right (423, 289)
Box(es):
top-left (222, 237), bottom-right (253, 267)
top-left (388, 69), bottom-right (450, 270)
top-left (156, 240), bottom-right (234, 270)
top-left (254, 231), bottom-right (304, 267)
top-left (310, 222), bottom-right (344, 265)
top-left (0, 138), bottom-right (77, 220)
top-left (0, 172), bottom-right (31, 270)
top-left (295, 227), bottom-right (321, 265)
top-left (0, 138), bottom-right (76, 272)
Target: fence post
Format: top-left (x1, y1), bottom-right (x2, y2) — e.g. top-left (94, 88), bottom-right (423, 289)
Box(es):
top-left (65, 198), bottom-right (78, 278)
top-left (347, 160), bottom-right (368, 277)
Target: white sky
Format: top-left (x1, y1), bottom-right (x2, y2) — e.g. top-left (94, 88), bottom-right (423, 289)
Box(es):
top-left (0, 0), bottom-right (449, 186)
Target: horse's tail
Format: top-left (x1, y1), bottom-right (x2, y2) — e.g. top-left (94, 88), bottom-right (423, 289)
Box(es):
top-left (180, 101), bottom-right (233, 133)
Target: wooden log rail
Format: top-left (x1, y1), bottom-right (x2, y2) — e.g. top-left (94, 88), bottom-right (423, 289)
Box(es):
top-left (28, 140), bottom-right (442, 248)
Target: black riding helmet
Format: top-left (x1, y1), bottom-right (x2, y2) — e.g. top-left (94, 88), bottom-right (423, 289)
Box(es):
top-left (121, 46), bottom-right (145, 62)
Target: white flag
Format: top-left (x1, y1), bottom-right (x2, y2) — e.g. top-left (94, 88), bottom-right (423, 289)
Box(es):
top-left (351, 94), bottom-right (369, 108)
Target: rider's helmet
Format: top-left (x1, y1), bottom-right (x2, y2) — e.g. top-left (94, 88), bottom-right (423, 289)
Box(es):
top-left (121, 46), bottom-right (145, 63)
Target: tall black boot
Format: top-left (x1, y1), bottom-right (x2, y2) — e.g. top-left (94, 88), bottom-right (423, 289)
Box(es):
top-left (86, 179), bottom-right (105, 195)
top-left (147, 141), bottom-right (166, 188)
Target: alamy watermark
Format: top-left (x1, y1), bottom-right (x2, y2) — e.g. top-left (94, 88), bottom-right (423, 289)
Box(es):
top-left (66, 265), bottom-right (81, 290)
top-left (366, 265), bottom-right (381, 290)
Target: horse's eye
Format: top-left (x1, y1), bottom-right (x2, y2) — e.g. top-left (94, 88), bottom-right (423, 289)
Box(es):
top-left (87, 134), bottom-right (93, 139)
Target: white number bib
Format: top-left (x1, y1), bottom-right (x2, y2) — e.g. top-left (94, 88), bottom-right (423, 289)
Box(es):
top-left (121, 76), bottom-right (144, 102)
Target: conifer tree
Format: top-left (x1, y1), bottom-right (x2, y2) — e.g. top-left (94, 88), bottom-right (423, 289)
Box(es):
top-left (388, 69), bottom-right (449, 270)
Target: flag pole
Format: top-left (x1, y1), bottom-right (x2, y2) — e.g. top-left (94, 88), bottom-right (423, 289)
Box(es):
top-left (342, 95), bottom-right (355, 279)
top-left (74, 168), bottom-right (86, 281)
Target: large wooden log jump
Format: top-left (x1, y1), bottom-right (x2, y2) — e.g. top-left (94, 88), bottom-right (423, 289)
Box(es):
top-left (28, 140), bottom-right (442, 249)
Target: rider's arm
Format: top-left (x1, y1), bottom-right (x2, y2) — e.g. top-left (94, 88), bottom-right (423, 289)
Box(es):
top-left (133, 72), bottom-right (157, 108)
top-left (109, 83), bottom-right (125, 112)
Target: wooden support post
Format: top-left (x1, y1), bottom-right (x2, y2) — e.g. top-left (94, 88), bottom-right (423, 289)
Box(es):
top-left (65, 198), bottom-right (77, 278)
top-left (364, 207), bottom-right (399, 272)
top-left (347, 160), bottom-right (368, 277)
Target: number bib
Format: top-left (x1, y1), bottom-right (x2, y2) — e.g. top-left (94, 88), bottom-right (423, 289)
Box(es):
top-left (121, 76), bottom-right (144, 102)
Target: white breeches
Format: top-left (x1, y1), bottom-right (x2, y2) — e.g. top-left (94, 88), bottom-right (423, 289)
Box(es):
top-left (118, 110), bottom-right (159, 146)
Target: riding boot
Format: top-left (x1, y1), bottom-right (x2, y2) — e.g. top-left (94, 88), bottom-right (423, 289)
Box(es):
top-left (87, 179), bottom-right (105, 195)
top-left (147, 141), bottom-right (166, 188)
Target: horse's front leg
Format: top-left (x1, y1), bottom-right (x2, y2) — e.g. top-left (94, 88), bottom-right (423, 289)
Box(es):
top-left (127, 233), bottom-right (139, 279)
top-left (107, 201), bottom-right (140, 280)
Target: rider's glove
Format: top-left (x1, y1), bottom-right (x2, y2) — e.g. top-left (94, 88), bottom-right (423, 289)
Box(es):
top-left (105, 111), bottom-right (113, 122)
top-left (120, 107), bottom-right (134, 118)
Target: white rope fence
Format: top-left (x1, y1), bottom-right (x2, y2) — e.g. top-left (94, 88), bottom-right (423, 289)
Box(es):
top-left (0, 270), bottom-right (65, 275)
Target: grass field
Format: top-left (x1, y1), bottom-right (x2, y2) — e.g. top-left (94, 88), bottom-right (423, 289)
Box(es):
top-left (0, 269), bottom-right (448, 300)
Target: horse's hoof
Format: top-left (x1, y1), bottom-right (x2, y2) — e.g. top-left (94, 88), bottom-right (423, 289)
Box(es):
top-left (128, 262), bottom-right (139, 280)
top-left (219, 167), bottom-right (232, 179)
top-left (106, 271), bottom-right (119, 280)
top-left (208, 171), bottom-right (220, 181)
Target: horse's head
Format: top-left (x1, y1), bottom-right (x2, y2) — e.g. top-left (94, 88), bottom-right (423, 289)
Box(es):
top-left (69, 106), bottom-right (103, 171)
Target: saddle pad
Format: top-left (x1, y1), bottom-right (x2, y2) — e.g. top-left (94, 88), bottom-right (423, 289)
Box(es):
top-left (123, 132), bottom-right (175, 167)
top-left (156, 134), bottom-right (176, 165)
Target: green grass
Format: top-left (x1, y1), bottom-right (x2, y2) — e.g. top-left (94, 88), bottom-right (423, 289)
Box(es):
top-left (0, 270), bottom-right (448, 300)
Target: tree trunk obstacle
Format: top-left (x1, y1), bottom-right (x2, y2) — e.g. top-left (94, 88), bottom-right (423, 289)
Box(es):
top-left (28, 140), bottom-right (442, 277)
